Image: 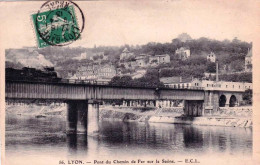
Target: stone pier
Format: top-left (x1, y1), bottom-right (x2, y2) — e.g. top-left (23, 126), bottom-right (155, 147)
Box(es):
top-left (66, 101), bottom-right (99, 134)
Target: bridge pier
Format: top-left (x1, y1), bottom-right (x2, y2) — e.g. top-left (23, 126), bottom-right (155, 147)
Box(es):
top-left (66, 101), bottom-right (99, 134)
top-left (77, 101), bottom-right (88, 133)
top-left (88, 104), bottom-right (99, 134)
top-left (184, 100), bottom-right (204, 117)
top-left (67, 101), bottom-right (79, 133)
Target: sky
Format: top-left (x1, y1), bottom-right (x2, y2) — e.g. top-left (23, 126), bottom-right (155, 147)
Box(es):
top-left (0, 0), bottom-right (260, 49)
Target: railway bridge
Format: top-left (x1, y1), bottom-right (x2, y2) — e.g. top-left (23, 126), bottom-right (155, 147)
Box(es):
top-left (5, 80), bottom-right (245, 134)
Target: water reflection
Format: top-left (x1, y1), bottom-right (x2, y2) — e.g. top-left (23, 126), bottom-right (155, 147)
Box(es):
top-left (5, 115), bottom-right (252, 160)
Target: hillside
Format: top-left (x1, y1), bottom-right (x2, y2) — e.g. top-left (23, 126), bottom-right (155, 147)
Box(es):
top-left (5, 34), bottom-right (252, 82)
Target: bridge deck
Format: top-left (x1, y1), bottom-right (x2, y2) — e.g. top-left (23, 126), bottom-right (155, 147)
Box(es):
top-left (5, 81), bottom-right (205, 101)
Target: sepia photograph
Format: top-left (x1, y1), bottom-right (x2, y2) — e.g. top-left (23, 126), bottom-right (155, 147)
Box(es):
top-left (1, 0), bottom-right (260, 165)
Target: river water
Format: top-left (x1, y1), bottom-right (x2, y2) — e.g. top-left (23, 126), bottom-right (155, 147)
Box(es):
top-left (5, 114), bottom-right (252, 165)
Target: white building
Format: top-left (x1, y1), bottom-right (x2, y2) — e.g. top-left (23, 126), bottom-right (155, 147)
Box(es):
top-left (135, 54), bottom-right (149, 67)
top-left (161, 76), bottom-right (252, 92)
top-left (200, 80), bottom-right (252, 92)
top-left (120, 48), bottom-right (135, 60)
top-left (207, 52), bottom-right (216, 63)
top-left (175, 47), bottom-right (190, 60)
top-left (149, 54), bottom-right (170, 65)
top-left (75, 64), bottom-right (116, 81)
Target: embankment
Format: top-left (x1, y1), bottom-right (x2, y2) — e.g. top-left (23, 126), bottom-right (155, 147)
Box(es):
top-left (100, 106), bottom-right (252, 128)
top-left (6, 104), bottom-right (252, 128)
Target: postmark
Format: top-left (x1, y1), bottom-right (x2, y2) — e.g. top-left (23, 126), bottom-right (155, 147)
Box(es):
top-left (32, 0), bottom-right (85, 48)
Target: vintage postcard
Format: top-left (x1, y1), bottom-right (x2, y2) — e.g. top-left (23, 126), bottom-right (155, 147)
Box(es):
top-left (1, 0), bottom-right (260, 165)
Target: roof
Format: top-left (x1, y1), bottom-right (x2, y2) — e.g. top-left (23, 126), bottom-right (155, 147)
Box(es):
top-left (246, 48), bottom-right (252, 57)
top-left (136, 55), bottom-right (147, 60)
top-left (155, 54), bottom-right (169, 57)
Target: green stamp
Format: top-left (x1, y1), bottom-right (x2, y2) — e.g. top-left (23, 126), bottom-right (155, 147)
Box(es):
top-left (32, 1), bottom-right (84, 48)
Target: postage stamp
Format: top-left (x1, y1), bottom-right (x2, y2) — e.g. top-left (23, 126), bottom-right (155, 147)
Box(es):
top-left (32, 0), bottom-right (84, 48)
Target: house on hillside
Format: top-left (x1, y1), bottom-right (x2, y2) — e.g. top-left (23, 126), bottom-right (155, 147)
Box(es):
top-left (149, 54), bottom-right (170, 66)
top-left (76, 64), bottom-right (98, 80)
top-left (120, 48), bottom-right (135, 60)
top-left (156, 54), bottom-right (170, 64)
top-left (120, 60), bottom-right (138, 69)
top-left (245, 48), bottom-right (252, 72)
top-left (135, 54), bottom-right (149, 67)
top-left (207, 52), bottom-right (216, 63)
top-left (175, 47), bottom-right (190, 60)
top-left (97, 64), bottom-right (117, 81)
top-left (75, 63), bottom-right (116, 82)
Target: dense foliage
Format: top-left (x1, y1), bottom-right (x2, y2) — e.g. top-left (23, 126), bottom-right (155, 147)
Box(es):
top-left (242, 89), bottom-right (252, 105)
top-left (109, 69), bottom-right (164, 88)
top-left (218, 73), bottom-right (252, 83)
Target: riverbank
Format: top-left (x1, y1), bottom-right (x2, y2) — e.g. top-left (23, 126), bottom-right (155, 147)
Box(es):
top-left (6, 104), bottom-right (252, 128)
top-left (100, 106), bottom-right (252, 128)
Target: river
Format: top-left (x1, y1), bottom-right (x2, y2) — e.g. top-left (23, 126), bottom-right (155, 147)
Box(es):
top-left (5, 114), bottom-right (252, 165)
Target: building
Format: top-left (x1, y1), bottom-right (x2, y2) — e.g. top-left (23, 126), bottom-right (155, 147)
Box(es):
top-left (135, 54), bottom-right (149, 67)
top-left (160, 76), bottom-right (252, 92)
top-left (207, 52), bottom-right (216, 63)
top-left (201, 80), bottom-right (252, 92)
top-left (156, 54), bottom-right (170, 64)
top-left (204, 72), bottom-right (216, 79)
top-left (160, 77), bottom-right (201, 89)
top-left (149, 54), bottom-right (170, 65)
top-left (121, 60), bottom-right (138, 69)
top-left (245, 48), bottom-right (252, 72)
top-left (97, 64), bottom-right (117, 80)
top-left (175, 47), bottom-right (190, 60)
top-left (75, 64), bottom-right (116, 81)
top-left (76, 64), bottom-right (98, 80)
top-left (120, 48), bottom-right (135, 60)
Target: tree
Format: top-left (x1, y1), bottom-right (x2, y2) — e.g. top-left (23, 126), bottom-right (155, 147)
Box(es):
top-left (177, 33), bottom-right (192, 42)
top-left (109, 76), bottom-right (133, 86)
top-left (242, 89), bottom-right (252, 105)
top-left (206, 62), bottom-right (216, 73)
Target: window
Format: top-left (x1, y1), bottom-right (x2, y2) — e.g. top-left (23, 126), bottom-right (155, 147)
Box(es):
top-left (207, 84), bottom-right (209, 87)
top-left (226, 85), bottom-right (228, 88)
top-left (233, 85), bottom-right (234, 88)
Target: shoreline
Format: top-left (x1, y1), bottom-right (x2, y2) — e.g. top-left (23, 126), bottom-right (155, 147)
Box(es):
top-left (100, 106), bottom-right (252, 128)
top-left (6, 104), bottom-right (252, 128)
